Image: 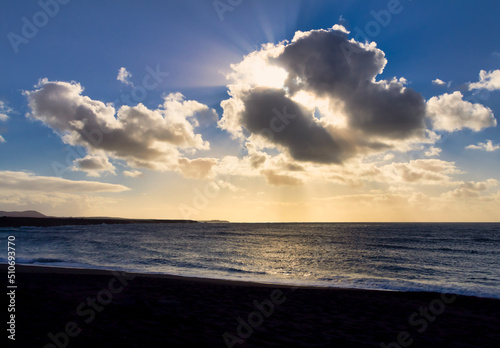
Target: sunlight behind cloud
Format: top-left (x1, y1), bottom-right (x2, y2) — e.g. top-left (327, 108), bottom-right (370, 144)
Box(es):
top-left (254, 65), bottom-right (289, 89)
top-left (226, 43), bottom-right (288, 91)
top-left (291, 91), bottom-right (348, 128)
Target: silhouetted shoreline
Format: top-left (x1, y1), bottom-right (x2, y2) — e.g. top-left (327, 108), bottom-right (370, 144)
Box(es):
top-left (0, 216), bottom-right (197, 228)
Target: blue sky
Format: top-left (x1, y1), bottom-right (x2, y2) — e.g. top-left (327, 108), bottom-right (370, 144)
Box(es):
top-left (1, 0), bottom-right (499, 221)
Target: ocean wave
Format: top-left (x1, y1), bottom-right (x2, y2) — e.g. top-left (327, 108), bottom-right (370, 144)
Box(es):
top-left (20, 257), bottom-right (67, 264)
top-left (0, 256), bottom-right (69, 264)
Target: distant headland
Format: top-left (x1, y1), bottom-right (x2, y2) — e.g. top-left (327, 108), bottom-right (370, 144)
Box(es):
top-left (0, 210), bottom-right (198, 227)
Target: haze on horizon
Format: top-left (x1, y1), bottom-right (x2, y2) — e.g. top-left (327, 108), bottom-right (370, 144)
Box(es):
top-left (1, 0), bottom-right (500, 222)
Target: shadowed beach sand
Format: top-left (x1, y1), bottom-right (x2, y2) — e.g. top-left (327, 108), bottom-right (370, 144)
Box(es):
top-left (4, 265), bottom-right (500, 347)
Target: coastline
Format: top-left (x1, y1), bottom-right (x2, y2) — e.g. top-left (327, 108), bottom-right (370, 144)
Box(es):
top-left (0, 216), bottom-right (198, 227)
top-left (4, 264), bottom-right (500, 347)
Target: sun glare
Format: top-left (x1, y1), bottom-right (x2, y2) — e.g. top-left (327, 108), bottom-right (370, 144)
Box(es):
top-left (228, 48), bottom-right (289, 90)
top-left (292, 91), bottom-right (348, 128)
top-left (252, 64), bottom-right (289, 89)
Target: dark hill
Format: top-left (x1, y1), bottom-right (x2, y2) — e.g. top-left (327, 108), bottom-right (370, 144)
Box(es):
top-left (0, 216), bottom-right (197, 228)
top-left (0, 210), bottom-right (47, 218)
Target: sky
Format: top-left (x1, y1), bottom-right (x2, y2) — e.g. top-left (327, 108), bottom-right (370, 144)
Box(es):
top-left (1, 0), bottom-right (500, 222)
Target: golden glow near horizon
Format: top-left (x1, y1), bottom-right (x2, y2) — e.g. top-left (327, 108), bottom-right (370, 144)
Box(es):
top-left (25, 170), bottom-right (499, 223)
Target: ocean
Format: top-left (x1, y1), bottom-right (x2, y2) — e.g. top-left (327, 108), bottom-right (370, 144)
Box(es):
top-left (1, 223), bottom-right (499, 299)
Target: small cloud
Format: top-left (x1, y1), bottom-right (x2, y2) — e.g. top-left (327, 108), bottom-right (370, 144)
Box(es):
top-left (381, 159), bottom-right (462, 185)
top-left (215, 179), bottom-right (239, 192)
top-left (332, 24), bottom-right (349, 34)
top-left (261, 169), bottom-right (303, 186)
top-left (0, 101), bottom-right (12, 121)
top-left (466, 140), bottom-right (500, 152)
top-left (72, 155), bottom-right (116, 177)
top-left (338, 15), bottom-right (348, 27)
top-left (117, 67), bottom-right (133, 86)
top-left (177, 158), bottom-right (218, 179)
top-left (469, 69), bottom-right (500, 91)
top-left (286, 163), bottom-right (305, 171)
top-left (432, 79), bottom-right (446, 86)
top-left (0, 101), bottom-right (13, 142)
top-left (383, 153), bottom-right (395, 161)
top-left (424, 146), bottom-right (442, 157)
top-left (426, 91), bottom-right (496, 132)
top-left (443, 179), bottom-right (498, 199)
top-left (123, 169), bottom-right (143, 178)
top-left (249, 152), bottom-right (266, 168)
top-left (492, 52), bottom-right (500, 58)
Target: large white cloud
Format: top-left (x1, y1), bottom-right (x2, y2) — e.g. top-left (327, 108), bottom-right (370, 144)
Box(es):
top-left (426, 91), bottom-right (496, 132)
top-left (25, 79), bottom-right (218, 178)
top-left (469, 70), bottom-right (500, 91)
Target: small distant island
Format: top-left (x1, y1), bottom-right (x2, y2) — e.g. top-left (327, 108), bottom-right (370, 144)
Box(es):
top-left (200, 220), bottom-right (231, 223)
top-left (0, 210), bottom-right (198, 227)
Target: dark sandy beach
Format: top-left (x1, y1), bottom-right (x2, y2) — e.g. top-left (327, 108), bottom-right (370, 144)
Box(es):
top-left (4, 265), bottom-right (500, 347)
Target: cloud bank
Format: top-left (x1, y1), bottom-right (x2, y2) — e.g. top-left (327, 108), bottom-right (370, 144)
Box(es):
top-left (21, 26), bottom-right (498, 193)
top-left (218, 26), bottom-right (497, 173)
top-left (212, 25), bottom-right (498, 191)
top-left (25, 79), bottom-right (218, 178)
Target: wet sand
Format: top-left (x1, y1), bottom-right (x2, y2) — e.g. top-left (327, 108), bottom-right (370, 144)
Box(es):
top-left (4, 265), bottom-right (500, 347)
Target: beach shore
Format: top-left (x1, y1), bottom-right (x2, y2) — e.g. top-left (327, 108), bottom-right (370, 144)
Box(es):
top-left (4, 265), bottom-right (500, 347)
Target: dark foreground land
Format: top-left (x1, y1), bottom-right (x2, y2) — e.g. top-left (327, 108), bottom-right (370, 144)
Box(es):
top-left (3, 265), bottom-right (500, 347)
top-left (0, 216), bottom-right (197, 227)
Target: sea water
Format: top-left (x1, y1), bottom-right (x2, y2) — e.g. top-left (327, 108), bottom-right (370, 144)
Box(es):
top-left (1, 223), bottom-right (499, 298)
